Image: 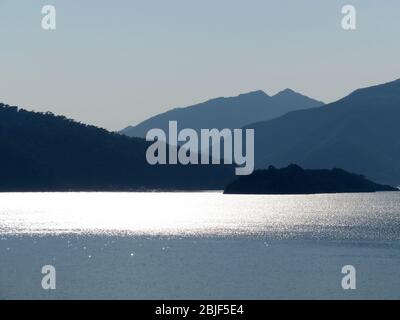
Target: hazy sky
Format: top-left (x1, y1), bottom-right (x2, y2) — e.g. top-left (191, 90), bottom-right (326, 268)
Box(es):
top-left (1, 0), bottom-right (399, 131)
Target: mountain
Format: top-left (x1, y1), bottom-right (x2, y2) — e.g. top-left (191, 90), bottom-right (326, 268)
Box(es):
top-left (120, 89), bottom-right (324, 139)
top-left (224, 165), bottom-right (398, 195)
top-left (0, 104), bottom-right (235, 191)
top-left (244, 79), bottom-right (400, 185)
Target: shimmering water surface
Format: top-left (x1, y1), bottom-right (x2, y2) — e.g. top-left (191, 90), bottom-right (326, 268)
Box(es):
top-left (1, 192), bottom-right (400, 239)
top-left (1, 192), bottom-right (400, 299)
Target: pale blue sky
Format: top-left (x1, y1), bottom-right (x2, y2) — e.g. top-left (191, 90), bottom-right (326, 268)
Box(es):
top-left (0, 0), bottom-right (399, 130)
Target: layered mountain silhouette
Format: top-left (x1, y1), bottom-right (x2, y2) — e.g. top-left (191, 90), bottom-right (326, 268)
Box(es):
top-left (224, 165), bottom-right (398, 195)
top-left (0, 104), bottom-right (235, 191)
top-left (2, 78), bottom-right (399, 191)
top-left (244, 79), bottom-right (400, 186)
top-left (120, 89), bottom-right (324, 139)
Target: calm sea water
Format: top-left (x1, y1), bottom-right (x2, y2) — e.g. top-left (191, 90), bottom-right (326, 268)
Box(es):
top-left (1, 192), bottom-right (400, 299)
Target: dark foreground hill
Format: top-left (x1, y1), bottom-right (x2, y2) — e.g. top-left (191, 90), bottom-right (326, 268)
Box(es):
top-left (224, 165), bottom-right (398, 195)
top-left (0, 104), bottom-right (235, 191)
top-left (245, 79), bottom-right (400, 186)
top-left (120, 89), bottom-right (324, 139)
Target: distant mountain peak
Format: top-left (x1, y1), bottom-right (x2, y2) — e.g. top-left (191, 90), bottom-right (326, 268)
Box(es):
top-left (271, 88), bottom-right (325, 106)
top-left (273, 88), bottom-right (309, 99)
top-left (275, 88), bottom-right (297, 95)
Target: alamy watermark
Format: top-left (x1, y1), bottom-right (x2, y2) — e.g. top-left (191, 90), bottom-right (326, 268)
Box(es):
top-left (145, 121), bottom-right (255, 176)
top-left (342, 5), bottom-right (356, 30)
top-left (41, 5), bottom-right (56, 30)
top-left (341, 265), bottom-right (356, 290)
top-left (40, 5), bottom-right (356, 31)
top-left (41, 265), bottom-right (56, 290)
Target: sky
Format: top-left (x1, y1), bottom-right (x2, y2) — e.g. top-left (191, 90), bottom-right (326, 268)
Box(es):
top-left (0, 0), bottom-right (400, 131)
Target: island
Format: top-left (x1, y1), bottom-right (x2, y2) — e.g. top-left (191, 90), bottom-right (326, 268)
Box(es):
top-left (224, 165), bottom-right (399, 195)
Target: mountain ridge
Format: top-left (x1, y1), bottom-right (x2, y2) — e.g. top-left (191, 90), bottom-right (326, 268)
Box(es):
top-left (0, 103), bottom-right (235, 191)
top-left (120, 89), bottom-right (324, 139)
top-left (243, 78), bottom-right (400, 185)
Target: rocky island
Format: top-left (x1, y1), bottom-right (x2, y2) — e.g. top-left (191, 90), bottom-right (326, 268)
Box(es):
top-left (224, 165), bottom-right (398, 195)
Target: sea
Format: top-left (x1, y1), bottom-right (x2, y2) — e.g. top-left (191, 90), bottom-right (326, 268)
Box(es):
top-left (1, 192), bottom-right (399, 299)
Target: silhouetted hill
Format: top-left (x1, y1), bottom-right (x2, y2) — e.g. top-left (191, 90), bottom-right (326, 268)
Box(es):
top-left (0, 104), bottom-right (235, 191)
top-left (244, 79), bottom-right (400, 186)
top-left (224, 165), bottom-right (398, 195)
top-left (120, 89), bottom-right (324, 139)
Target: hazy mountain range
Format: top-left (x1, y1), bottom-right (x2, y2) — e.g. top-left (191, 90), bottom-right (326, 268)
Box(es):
top-left (1, 78), bottom-right (400, 191)
top-left (120, 89), bottom-right (324, 139)
top-left (247, 78), bottom-right (400, 185)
